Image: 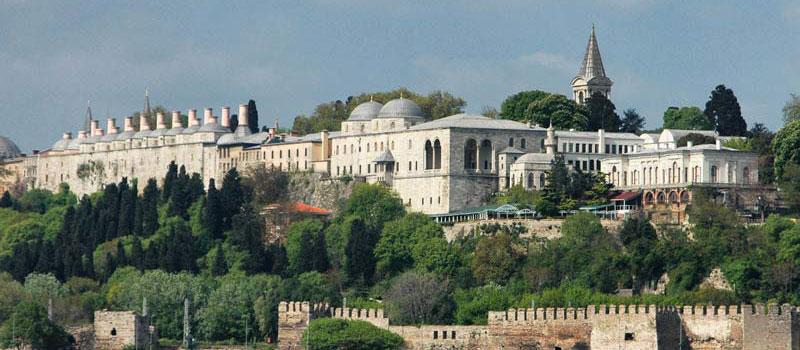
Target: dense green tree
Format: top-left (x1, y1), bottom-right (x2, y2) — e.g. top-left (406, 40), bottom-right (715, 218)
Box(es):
top-left (783, 93), bottom-right (800, 125)
top-left (677, 133), bottom-right (717, 147)
top-left (228, 205), bottom-right (266, 274)
top-left (141, 179), bottom-right (159, 237)
top-left (585, 92), bottom-right (621, 131)
top-left (663, 106), bottom-right (712, 130)
top-left (522, 93), bottom-right (590, 130)
top-left (211, 245), bottom-right (227, 277)
top-left (0, 301), bottom-right (73, 350)
top-left (384, 271), bottom-right (453, 325)
top-left (411, 236), bottom-right (460, 277)
top-left (500, 90), bottom-right (550, 121)
top-left (772, 120), bottom-right (800, 179)
top-left (220, 168), bottom-right (246, 230)
top-left (247, 99), bottom-right (260, 133)
top-left (286, 219), bottom-right (329, 275)
top-left (472, 233), bottom-right (520, 285)
top-left (619, 108), bottom-right (645, 133)
top-left (704, 84), bottom-right (747, 136)
top-left (343, 216), bottom-right (373, 285)
top-left (619, 218), bottom-right (663, 288)
top-left (303, 318), bottom-right (404, 350)
top-left (130, 237), bottom-right (143, 271)
top-left (375, 213), bottom-right (442, 278)
top-left (242, 164), bottom-right (289, 206)
top-left (115, 240), bottom-right (127, 268)
top-left (0, 191), bottom-right (11, 208)
top-left (344, 183), bottom-right (406, 234)
top-left (205, 179), bottom-right (224, 240)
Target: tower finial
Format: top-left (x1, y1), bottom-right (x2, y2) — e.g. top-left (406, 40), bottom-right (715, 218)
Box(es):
top-left (83, 100), bottom-right (93, 133)
top-left (143, 88), bottom-right (151, 118)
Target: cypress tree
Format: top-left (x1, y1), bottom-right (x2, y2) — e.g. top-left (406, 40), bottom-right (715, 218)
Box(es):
top-left (83, 253), bottom-right (95, 279)
top-left (130, 237), bottom-right (144, 271)
top-left (34, 241), bottom-right (54, 274)
top-left (220, 168), bottom-right (245, 230)
top-left (117, 178), bottom-right (135, 236)
top-left (142, 179), bottom-right (159, 237)
top-left (247, 99), bottom-right (259, 133)
top-left (144, 242), bottom-right (159, 270)
top-left (704, 84), bottom-right (747, 136)
top-left (103, 252), bottom-right (116, 282)
top-left (211, 244), bottom-right (227, 276)
top-left (205, 179), bottom-right (224, 240)
top-left (116, 240), bottom-right (128, 267)
top-left (163, 161), bottom-right (178, 203)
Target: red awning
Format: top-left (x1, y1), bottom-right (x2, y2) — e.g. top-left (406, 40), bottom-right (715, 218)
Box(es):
top-left (290, 202), bottom-right (333, 215)
top-left (611, 191), bottom-right (641, 201)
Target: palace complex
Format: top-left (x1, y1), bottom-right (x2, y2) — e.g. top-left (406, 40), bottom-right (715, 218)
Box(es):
top-left (0, 26), bottom-right (764, 217)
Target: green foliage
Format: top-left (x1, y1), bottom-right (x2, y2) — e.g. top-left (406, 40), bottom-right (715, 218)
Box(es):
top-left (411, 236), bottom-right (460, 277)
top-left (662, 106), bottom-right (712, 130)
top-left (197, 273), bottom-right (280, 341)
top-left (723, 138), bottom-right (751, 151)
top-left (374, 213), bottom-right (443, 278)
top-left (523, 93), bottom-right (589, 130)
top-left (676, 133), bottom-right (716, 147)
top-left (772, 119), bottom-right (800, 179)
top-left (0, 301), bottom-right (73, 350)
top-left (585, 92), bottom-right (621, 131)
top-left (243, 164), bottom-right (289, 207)
top-left (782, 93), bottom-right (800, 125)
top-left (538, 155), bottom-right (610, 214)
top-left (500, 90), bottom-right (550, 122)
top-left (704, 84), bottom-right (747, 136)
top-left (453, 284), bottom-right (513, 325)
top-left (619, 108), bottom-right (645, 133)
top-left (472, 233), bottom-right (519, 285)
top-left (493, 185), bottom-right (539, 208)
top-left (303, 318), bottom-right (404, 350)
top-left (384, 271), bottom-right (453, 325)
top-left (286, 219), bottom-right (329, 275)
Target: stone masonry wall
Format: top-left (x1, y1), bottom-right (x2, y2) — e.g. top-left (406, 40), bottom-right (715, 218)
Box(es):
top-left (94, 311), bottom-right (153, 350)
top-left (442, 218), bottom-right (624, 242)
top-left (287, 172), bottom-right (355, 215)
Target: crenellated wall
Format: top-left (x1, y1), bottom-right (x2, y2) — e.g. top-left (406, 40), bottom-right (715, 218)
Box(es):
top-left (278, 301), bottom-right (800, 350)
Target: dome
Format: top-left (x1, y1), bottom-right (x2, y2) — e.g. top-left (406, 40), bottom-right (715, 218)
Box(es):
top-left (51, 138), bottom-right (70, 151)
top-left (165, 127), bottom-right (185, 136)
top-left (198, 123), bottom-right (230, 133)
top-left (148, 128), bottom-right (168, 138)
top-left (115, 130), bottom-right (137, 141)
top-left (182, 125), bottom-right (201, 134)
top-left (514, 152), bottom-right (555, 164)
top-left (378, 98), bottom-right (423, 118)
top-left (0, 136), bottom-right (22, 159)
top-left (132, 129), bottom-right (153, 139)
top-left (100, 133), bottom-right (118, 142)
top-left (348, 101), bottom-right (383, 121)
top-left (67, 137), bottom-right (87, 150)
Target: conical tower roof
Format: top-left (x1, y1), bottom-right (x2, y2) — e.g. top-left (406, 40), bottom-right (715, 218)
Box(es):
top-left (577, 25), bottom-right (607, 80)
top-left (83, 100), bottom-right (93, 133)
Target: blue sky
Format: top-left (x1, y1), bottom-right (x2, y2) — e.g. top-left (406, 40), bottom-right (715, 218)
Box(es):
top-left (1, 0), bottom-right (797, 152)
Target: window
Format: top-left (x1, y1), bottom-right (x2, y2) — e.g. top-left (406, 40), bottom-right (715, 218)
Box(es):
top-left (509, 138), bottom-right (514, 147)
top-left (521, 138), bottom-right (526, 149)
top-left (625, 333), bottom-right (635, 341)
top-left (443, 330), bottom-right (448, 339)
top-left (111, 328), bottom-right (117, 336)
top-left (569, 143), bottom-right (573, 152)
top-left (451, 331), bottom-right (456, 339)
top-left (433, 331), bottom-right (438, 339)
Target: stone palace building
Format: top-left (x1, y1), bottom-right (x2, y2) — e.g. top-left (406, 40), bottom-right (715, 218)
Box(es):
top-left (0, 26), bottom-right (762, 216)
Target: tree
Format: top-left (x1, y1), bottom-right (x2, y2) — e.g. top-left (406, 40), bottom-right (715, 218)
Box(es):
top-left (523, 93), bottom-right (589, 130)
top-left (286, 219), bottom-right (329, 275)
top-left (704, 84), bottom-right (747, 136)
top-left (211, 245), bottom-right (227, 276)
top-left (205, 179), bottom-right (224, 240)
top-left (782, 93), bottom-right (800, 125)
top-left (500, 90), bottom-right (550, 121)
top-left (229, 114), bottom-right (239, 132)
top-left (585, 92), bottom-right (621, 131)
top-left (618, 218), bottom-right (663, 288)
top-left (771, 120), bottom-right (800, 179)
top-left (303, 318), bottom-right (404, 350)
top-left (384, 271), bottom-right (452, 325)
top-left (0, 191), bottom-right (11, 208)
top-left (242, 164), bottom-right (289, 207)
top-left (375, 213), bottom-right (442, 278)
top-left (748, 123), bottom-right (775, 183)
top-left (472, 233), bottom-right (520, 285)
top-left (619, 108), bottom-right (645, 133)
top-left (481, 106), bottom-right (498, 119)
top-left (220, 168), bottom-right (247, 230)
top-left (343, 216), bottom-right (374, 285)
top-left (140, 179), bottom-right (159, 237)
top-left (247, 99), bottom-right (260, 133)
top-left (677, 133), bottom-right (717, 147)
top-left (662, 106), bottom-right (712, 130)
top-left (344, 184), bottom-right (406, 234)
top-left (0, 301), bottom-right (73, 350)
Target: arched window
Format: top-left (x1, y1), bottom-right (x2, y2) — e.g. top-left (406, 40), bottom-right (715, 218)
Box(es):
top-left (464, 139), bottom-right (477, 170)
top-left (612, 166), bottom-right (617, 184)
top-left (521, 138), bottom-right (526, 149)
top-left (657, 192), bottom-right (666, 203)
top-left (539, 173), bottom-right (546, 188)
top-left (360, 125), bottom-right (365, 133)
top-left (669, 191), bottom-right (678, 203)
top-left (479, 139), bottom-right (492, 170)
top-left (509, 138), bottom-right (514, 147)
top-left (527, 173), bottom-right (534, 188)
top-left (672, 162), bottom-right (679, 183)
top-left (433, 139), bottom-right (442, 169)
top-left (578, 91), bottom-right (584, 103)
top-left (710, 165), bottom-right (718, 183)
top-left (742, 167), bottom-right (750, 184)
top-left (680, 191), bottom-right (689, 202)
top-left (424, 140), bottom-right (433, 170)
top-left (645, 192), bottom-right (654, 204)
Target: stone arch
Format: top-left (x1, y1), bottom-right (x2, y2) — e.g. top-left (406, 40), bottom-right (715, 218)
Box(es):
top-left (672, 162), bottom-right (679, 183)
top-left (425, 140), bottom-right (433, 170)
top-left (509, 137), bottom-right (514, 147)
top-left (521, 138), bottom-right (526, 149)
top-left (578, 91), bottom-right (584, 103)
top-left (669, 191), bottom-right (678, 203)
top-left (433, 139), bottom-right (442, 169)
top-left (479, 139), bottom-right (492, 170)
top-left (111, 328), bottom-right (117, 336)
top-left (657, 192), bottom-right (666, 203)
top-left (680, 190), bottom-right (689, 202)
top-left (464, 139), bottom-right (477, 170)
top-left (644, 191), bottom-right (654, 204)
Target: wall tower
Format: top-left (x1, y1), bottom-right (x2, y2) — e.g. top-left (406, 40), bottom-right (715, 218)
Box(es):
top-left (571, 25), bottom-right (613, 105)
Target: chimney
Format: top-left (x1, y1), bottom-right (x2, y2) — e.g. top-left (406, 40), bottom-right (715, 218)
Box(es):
top-left (208, 116), bottom-right (219, 125)
top-left (188, 109), bottom-right (197, 126)
top-left (204, 108), bottom-right (213, 125)
top-left (96, 128), bottom-right (105, 136)
top-left (172, 111), bottom-right (183, 128)
top-left (139, 115), bottom-right (150, 131)
top-left (715, 138), bottom-right (721, 150)
top-left (91, 120), bottom-right (99, 136)
top-left (124, 117), bottom-right (135, 132)
top-left (221, 107), bottom-right (231, 127)
top-left (63, 132), bottom-right (72, 140)
top-left (107, 118), bottom-right (118, 134)
top-left (156, 112), bottom-right (167, 129)
top-left (268, 128), bottom-right (275, 140)
top-left (78, 131), bottom-right (88, 139)
top-left (687, 140), bottom-right (694, 148)
top-left (598, 129), bottom-right (605, 154)
top-left (238, 104), bottom-right (248, 126)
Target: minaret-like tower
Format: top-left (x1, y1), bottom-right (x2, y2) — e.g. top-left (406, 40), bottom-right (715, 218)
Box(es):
top-left (571, 25), bottom-right (613, 105)
top-left (83, 100), bottom-right (93, 133)
top-left (143, 88), bottom-right (152, 119)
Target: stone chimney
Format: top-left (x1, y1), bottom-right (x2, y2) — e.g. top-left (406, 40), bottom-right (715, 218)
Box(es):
top-left (63, 132), bottom-right (72, 140)
top-left (189, 112), bottom-right (200, 127)
top-left (107, 118), bottom-right (118, 134)
top-left (139, 115), bottom-right (150, 131)
top-left (221, 107), bottom-right (231, 127)
top-left (95, 128), bottom-right (105, 137)
top-left (124, 117), bottom-right (135, 132)
top-left (238, 104), bottom-right (248, 126)
top-left (204, 108), bottom-right (213, 125)
top-left (91, 120), bottom-right (99, 136)
top-left (156, 112), bottom-right (167, 129)
top-left (78, 131), bottom-right (88, 139)
top-left (715, 138), bottom-right (722, 150)
top-left (687, 140), bottom-right (694, 148)
top-left (188, 109), bottom-right (197, 126)
top-left (172, 111), bottom-right (183, 128)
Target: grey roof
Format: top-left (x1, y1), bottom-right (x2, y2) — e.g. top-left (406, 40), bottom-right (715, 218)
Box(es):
top-left (233, 125), bottom-right (252, 138)
top-left (373, 149), bottom-right (395, 163)
top-left (499, 146), bottom-right (525, 154)
top-left (410, 113), bottom-right (535, 131)
top-left (217, 130), bottom-right (263, 146)
top-left (378, 98), bottom-right (424, 118)
top-left (116, 130), bottom-right (137, 141)
top-left (165, 127), bottom-right (185, 136)
top-left (349, 101), bottom-right (383, 121)
top-left (555, 130), bottom-right (641, 140)
top-left (100, 133), bottom-right (119, 142)
top-left (132, 129), bottom-right (153, 139)
top-left (51, 138), bottom-right (70, 151)
top-left (148, 128), bottom-right (168, 138)
top-left (66, 137), bottom-right (88, 150)
top-left (577, 25), bottom-right (607, 81)
top-left (84, 135), bottom-right (102, 144)
top-left (182, 125), bottom-right (201, 134)
top-left (198, 123), bottom-right (229, 133)
top-left (514, 152), bottom-right (555, 164)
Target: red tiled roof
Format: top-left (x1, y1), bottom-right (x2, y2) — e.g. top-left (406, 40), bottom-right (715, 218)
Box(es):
top-left (290, 202), bottom-right (332, 215)
top-left (611, 191), bottom-right (641, 201)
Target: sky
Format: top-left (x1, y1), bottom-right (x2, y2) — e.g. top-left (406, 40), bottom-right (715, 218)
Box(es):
top-left (1, 0), bottom-right (798, 152)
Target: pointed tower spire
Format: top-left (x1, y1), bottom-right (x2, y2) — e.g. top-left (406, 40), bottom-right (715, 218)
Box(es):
top-left (578, 24), bottom-right (606, 80)
top-left (143, 88), bottom-right (151, 118)
top-left (83, 100), bottom-right (93, 133)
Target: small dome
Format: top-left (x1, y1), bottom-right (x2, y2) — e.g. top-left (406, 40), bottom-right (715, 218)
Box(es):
top-left (515, 152), bottom-right (555, 164)
top-left (378, 98), bottom-right (423, 118)
top-left (51, 138), bottom-right (70, 151)
top-left (165, 127), bottom-right (184, 136)
top-left (182, 125), bottom-right (201, 134)
top-left (116, 130), bottom-right (137, 141)
top-left (198, 123), bottom-right (230, 133)
top-left (67, 137), bottom-right (87, 150)
top-left (0, 136), bottom-right (21, 159)
top-left (348, 101), bottom-right (383, 121)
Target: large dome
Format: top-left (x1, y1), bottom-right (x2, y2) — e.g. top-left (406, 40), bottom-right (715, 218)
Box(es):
top-left (0, 136), bottom-right (21, 159)
top-left (378, 97), bottom-right (423, 118)
top-left (348, 101), bottom-right (383, 121)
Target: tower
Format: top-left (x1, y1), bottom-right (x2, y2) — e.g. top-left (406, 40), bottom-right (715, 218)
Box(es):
top-left (571, 25), bottom-right (613, 105)
top-left (143, 88), bottom-right (152, 119)
top-left (83, 100), bottom-right (93, 133)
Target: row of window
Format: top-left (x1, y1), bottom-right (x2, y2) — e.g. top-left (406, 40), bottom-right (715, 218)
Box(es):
top-left (220, 147), bottom-right (309, 161)
top-left (561, 142), bottom-right (637, 154)
top-left (432, 330), bottom-right (456, 340)
top-left (610, 164), bottom-right (751, 186)
top-left (567, 159), bottom-right (601, 172)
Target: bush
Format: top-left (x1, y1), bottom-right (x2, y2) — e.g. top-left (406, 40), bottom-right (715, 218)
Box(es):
top-left (303, 318), bottom-right (403, 350)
